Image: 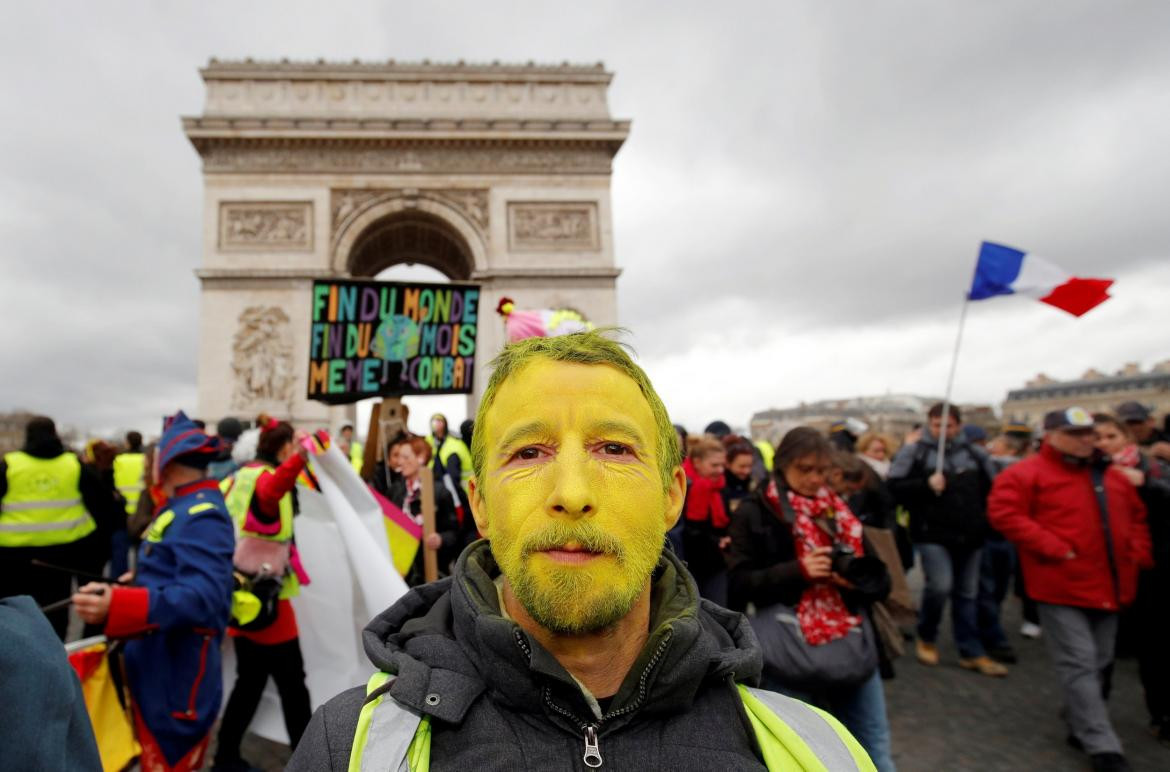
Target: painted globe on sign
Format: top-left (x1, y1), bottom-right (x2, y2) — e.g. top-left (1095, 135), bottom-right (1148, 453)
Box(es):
top-left (372, 315), bottom-right (421, 363)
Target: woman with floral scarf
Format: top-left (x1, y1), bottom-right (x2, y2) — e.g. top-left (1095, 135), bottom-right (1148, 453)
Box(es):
top-left (729, 427), bottom-right (895, 772)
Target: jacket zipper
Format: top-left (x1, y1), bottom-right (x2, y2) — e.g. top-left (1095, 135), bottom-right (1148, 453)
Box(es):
top-left (582, 725), bottom-right (602, 767)
top-left (514, 628), bottom-right (674, 769)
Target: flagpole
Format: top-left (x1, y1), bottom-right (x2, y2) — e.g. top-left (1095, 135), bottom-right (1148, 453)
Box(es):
top-left (935, 295), bottom-right (971, 477)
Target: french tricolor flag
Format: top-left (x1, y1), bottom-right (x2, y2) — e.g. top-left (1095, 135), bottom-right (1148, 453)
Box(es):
top-left (968, 241), bottom-right (1114, 317)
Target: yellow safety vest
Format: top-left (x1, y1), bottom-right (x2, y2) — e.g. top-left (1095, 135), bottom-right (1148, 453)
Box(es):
top-left (113, 452), bottom-right (146, 516)
top-left (427, 436), bottom-right (472, 493)
top-left (349, 672), bottom-right (874, 772)
top-left (1, 451), bottom-right (95, 548)
top-left (220, 464), bottom-right (298, 598)
top-left (350, 442), bottom-right (364, 475)
top-left (754, 440), bottom-right (775, 474)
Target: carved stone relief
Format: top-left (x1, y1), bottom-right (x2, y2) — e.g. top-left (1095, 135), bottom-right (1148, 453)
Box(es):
top-left (203, 78), bottom-right (609, 121)
top-left (230, 306), bottom-right (295, 409)
top-left (219, 202), bottom-right (313, 250)
top-left (330, 188), bottom-right (489, 238)
top-left (508, 202), bottom-right (600, 250)
top-left (201, 143), bottom-right (613, 176)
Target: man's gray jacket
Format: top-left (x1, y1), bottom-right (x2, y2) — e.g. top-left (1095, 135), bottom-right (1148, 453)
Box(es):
top-left (288, 540), bottom-right (772, 771)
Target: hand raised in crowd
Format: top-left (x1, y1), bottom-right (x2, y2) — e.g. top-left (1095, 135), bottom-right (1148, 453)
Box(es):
top-left (71, 582), bottom-right (112, 625)
top-left (799, 545), bottom-right (833, 581)
top-left (928, 472), bottom-right (947, 495)
top-left (294, 430), bottom-right (312, 459)
top-left (424, 533), bottom-right (443, 550)
top-left (1114, 465), bottom-right (1145, 487)
top-left (1149, 441), bottom-right (1170, 463)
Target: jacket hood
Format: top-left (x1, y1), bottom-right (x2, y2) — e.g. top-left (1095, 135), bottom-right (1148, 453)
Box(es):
top-left (362, 540), bottom-right (762, 730)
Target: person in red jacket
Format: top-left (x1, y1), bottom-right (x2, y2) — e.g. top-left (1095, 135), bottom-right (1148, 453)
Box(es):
top-left (988, 407), bottom-right (1152, 772)
top-left (681, 435), bottom-right (730, 605)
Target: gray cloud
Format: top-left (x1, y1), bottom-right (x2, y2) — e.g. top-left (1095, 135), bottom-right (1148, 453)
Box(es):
top-left (1, 1), bottom-right (1168, 436)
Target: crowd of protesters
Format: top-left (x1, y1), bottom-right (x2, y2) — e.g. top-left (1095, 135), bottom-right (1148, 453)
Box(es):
top-left (669, 399), bottom-right (1168, 772)
top-left (1, 395), bottom-right (1169, 771)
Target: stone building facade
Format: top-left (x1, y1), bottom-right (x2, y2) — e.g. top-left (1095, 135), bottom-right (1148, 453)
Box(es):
top-left (750, 395), bottom-right (996, 448)
top-left (1002, 361), bottom-right (1170, 427)
top-left (183, 59), bottom-right (629, 428)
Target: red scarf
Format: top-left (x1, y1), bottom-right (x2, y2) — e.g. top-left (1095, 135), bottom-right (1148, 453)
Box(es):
top-left (765, 480), bottom-right (865, 645)
top-left (1112, 444), bottom-right (1141, 468)
top-left (683, 458), bottom-right (729, 529)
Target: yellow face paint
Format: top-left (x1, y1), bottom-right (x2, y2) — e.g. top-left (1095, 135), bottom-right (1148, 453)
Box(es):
top-left (471, 360), bottom-right (685, 634)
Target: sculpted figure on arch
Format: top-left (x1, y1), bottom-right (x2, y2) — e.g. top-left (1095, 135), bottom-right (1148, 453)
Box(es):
top-left (290, 330), bottom-right (874, 772)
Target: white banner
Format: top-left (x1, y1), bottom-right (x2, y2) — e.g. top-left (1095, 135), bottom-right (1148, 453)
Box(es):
top-left (222, 447), bottom-right (407, 745)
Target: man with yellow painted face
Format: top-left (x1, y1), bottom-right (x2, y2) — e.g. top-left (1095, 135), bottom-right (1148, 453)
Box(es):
top-left (290, 331), bottom-right (874, 772)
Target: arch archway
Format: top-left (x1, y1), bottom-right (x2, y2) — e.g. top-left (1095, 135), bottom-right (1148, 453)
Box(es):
top-left (332, 194), bottom-right (487, 279)
top-left (347, 211), bottom-right (474, 280)
top-left (188, 61), bottom-right (625, 430)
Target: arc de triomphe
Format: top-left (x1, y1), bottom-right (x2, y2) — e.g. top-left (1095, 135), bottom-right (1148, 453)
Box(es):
top-left (183, 59), bottom-right (628, 427)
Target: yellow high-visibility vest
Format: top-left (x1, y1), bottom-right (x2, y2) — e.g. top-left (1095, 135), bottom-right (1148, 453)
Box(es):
top-left (427, 435), bottom-right (472, 493)
top-left (348, 673), bottom-right (875, 772)
top-left (350, 441), bottom-right (364, 474)
top-left (113, 452), bottom-right (145, 516)
top-left (754, 440), bottom-right (775, 474)
top-left (220, 463), bottom-right (299, 598)
top-left (1, 451), bottom-right (95, 548)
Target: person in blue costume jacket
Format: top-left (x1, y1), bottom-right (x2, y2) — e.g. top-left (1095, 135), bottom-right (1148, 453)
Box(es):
top-left (74, 411), bottom-right (235, 772)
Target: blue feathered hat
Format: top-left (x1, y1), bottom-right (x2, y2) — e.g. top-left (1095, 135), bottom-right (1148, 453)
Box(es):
top-left (157, 410), bottom-right (221, 470)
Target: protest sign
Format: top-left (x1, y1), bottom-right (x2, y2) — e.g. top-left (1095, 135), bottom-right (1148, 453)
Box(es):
top-left (306, 278), bottom-right (480, 404)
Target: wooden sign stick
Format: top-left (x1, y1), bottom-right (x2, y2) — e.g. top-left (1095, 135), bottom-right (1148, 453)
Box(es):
top-left (419, 465), bottom-right (438, 583)
top-left (360, 399), bottom-right (382, 479)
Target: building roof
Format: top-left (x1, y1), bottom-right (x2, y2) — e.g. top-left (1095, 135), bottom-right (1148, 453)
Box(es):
top-left (1006, 370), bottom-right (1170, 401)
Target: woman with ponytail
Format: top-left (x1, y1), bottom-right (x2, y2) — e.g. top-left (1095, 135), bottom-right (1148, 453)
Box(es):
top-left (213, 415), bottom-right (313, 772)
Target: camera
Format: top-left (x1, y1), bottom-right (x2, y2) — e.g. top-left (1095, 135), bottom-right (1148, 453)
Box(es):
top-left (830, 543), bottom-right (856, 575)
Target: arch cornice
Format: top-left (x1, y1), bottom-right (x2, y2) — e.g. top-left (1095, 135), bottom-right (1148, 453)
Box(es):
top-left (330, 191), bottom-right (488, 277)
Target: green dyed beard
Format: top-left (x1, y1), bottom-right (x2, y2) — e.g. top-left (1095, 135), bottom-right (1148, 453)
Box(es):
top-left (496, 520), bottom-right (664, 635)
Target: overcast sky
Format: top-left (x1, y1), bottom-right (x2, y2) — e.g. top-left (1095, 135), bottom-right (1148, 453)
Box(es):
top-left (2, 1), bottom-right (1169, 438)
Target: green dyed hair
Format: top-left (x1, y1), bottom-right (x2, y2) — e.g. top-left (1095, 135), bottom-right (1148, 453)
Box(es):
top-left (471, 329), bottom-right (682, 491)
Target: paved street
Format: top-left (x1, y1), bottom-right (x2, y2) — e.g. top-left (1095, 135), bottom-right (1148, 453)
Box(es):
top-left (206, 594), bottom-right (1170, 772)
top-left (884, 570), bottom-right (1167, 772)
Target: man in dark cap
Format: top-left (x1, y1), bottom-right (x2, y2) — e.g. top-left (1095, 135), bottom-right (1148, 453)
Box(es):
top-left (990, 407), bottom-right (1151, 772)
top-left (1117, 401), bottom-right (1170, 461)
top-left (73, 410), bottom-right (235, 772)
top-left (0, 415), bottom-right (121, 638)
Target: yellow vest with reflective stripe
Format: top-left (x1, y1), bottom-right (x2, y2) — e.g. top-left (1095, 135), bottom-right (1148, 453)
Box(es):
top-left (348, 673), bottom-right (875, 772)
top-left (220, 463), bottom-right (299, 598)
top-left (113, 452), bottom-right (146, 516)
top-left (1, 451), bottom-right (95, 547)
top-left (221, 464), bottom-right (293, 541)
top-left (427, 436), bottom-right (472, 493)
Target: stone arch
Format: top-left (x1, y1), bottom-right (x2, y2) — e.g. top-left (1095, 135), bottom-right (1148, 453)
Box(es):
top-left (331, 194), bottom-right (488, 279)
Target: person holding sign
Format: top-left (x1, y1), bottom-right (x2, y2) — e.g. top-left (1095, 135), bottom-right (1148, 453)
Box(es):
top-left (289, 331), bottom-right (873, 772)
top-left (387, 436), bottom-right (461, 586)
